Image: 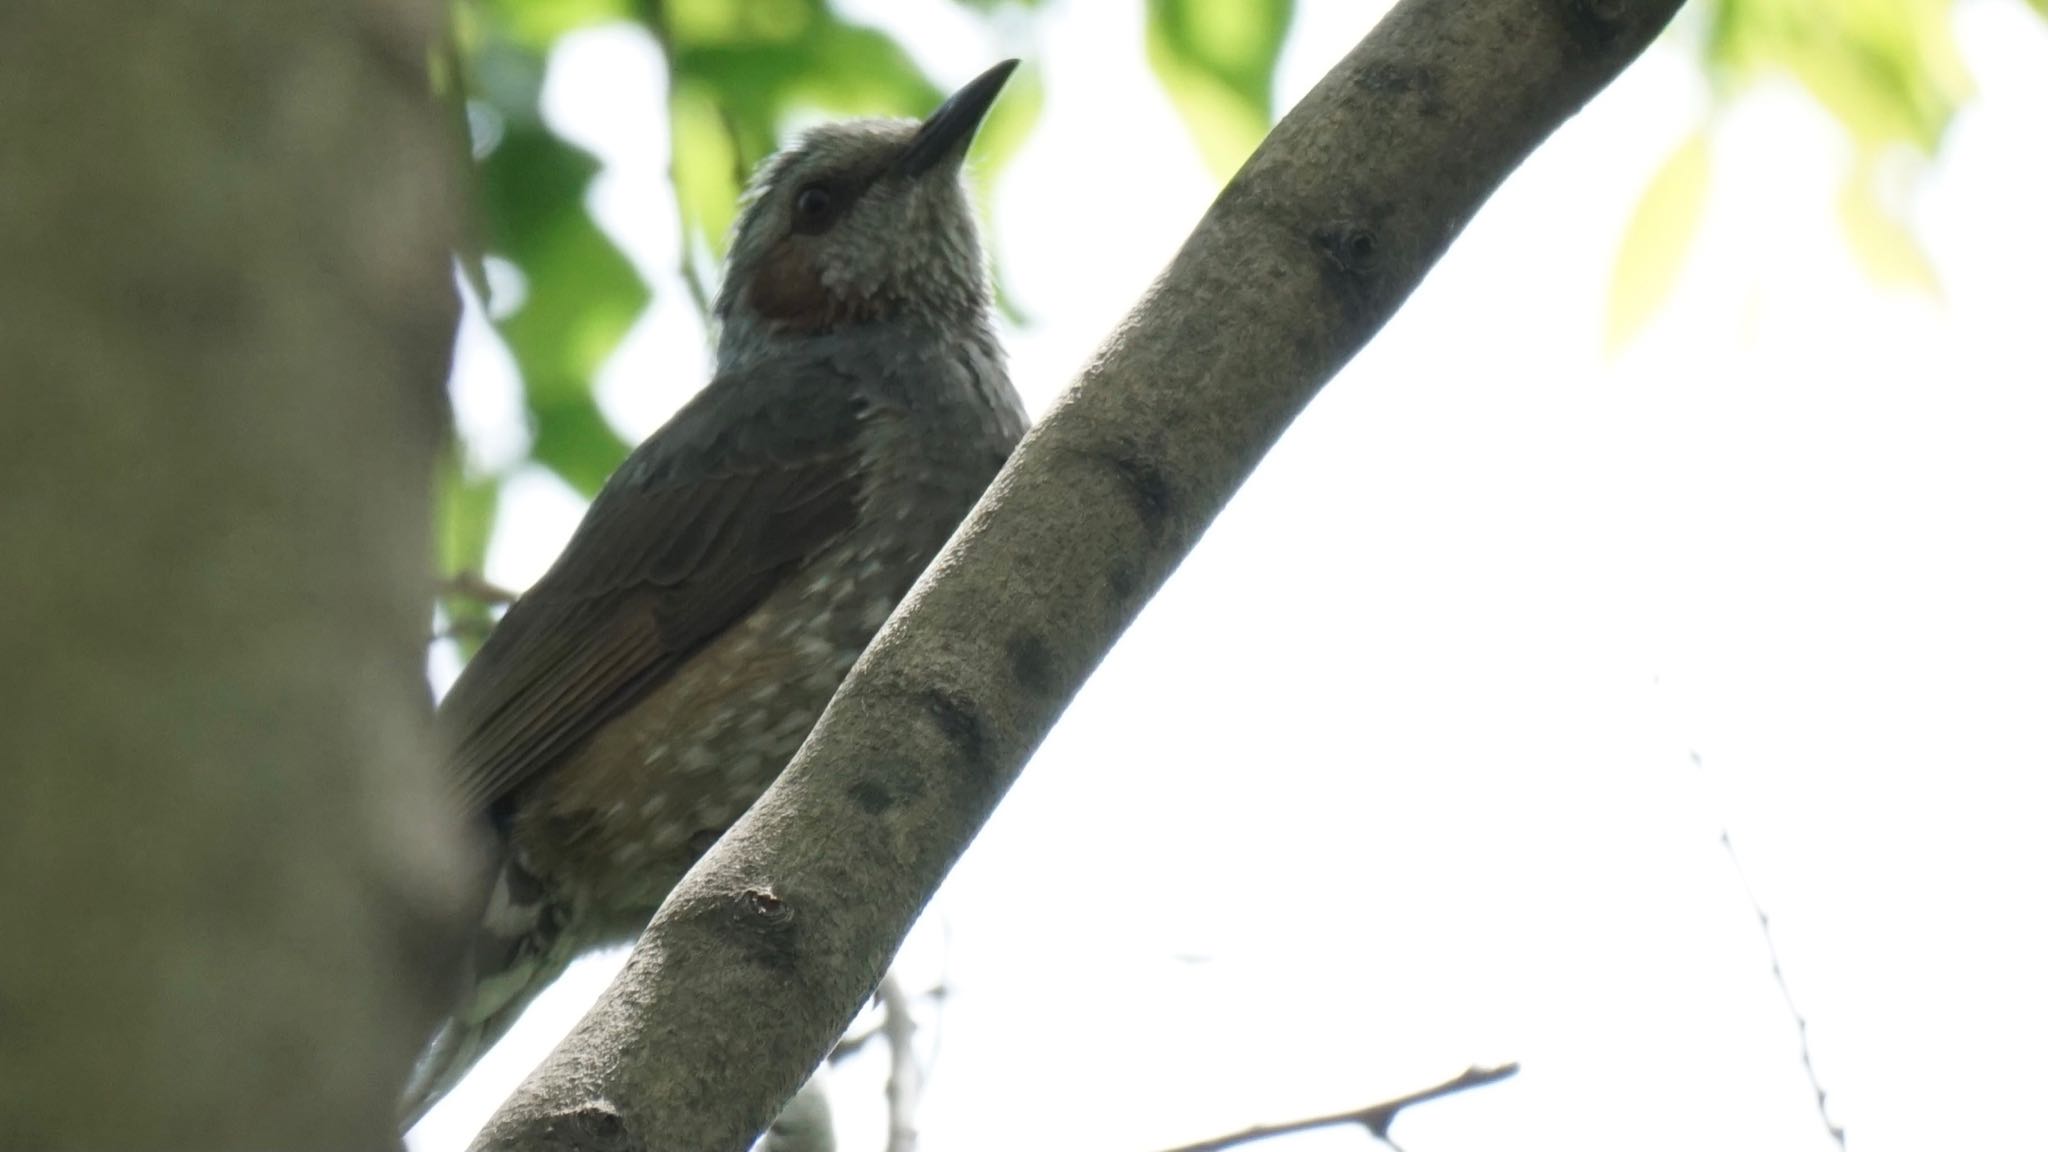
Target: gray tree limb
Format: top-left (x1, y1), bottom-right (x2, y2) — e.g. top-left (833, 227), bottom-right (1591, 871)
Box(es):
top-left (471, 0), bottom-right (1683, 1147)
top-left (0, 2), bottom-right (471, 1147)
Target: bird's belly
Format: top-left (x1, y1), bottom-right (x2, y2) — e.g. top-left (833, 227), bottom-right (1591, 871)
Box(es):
top-left (509, 545), bottom-right (904, 926)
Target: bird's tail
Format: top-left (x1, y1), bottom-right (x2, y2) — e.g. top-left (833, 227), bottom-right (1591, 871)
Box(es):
top-left (398, 859), bottom-right (578, 1132)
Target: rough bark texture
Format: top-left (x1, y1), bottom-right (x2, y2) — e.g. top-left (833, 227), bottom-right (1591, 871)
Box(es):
top-left (473, 0), bottom-right (1683, 1147)
top-left (0, 2), bottom-right (469, 1147)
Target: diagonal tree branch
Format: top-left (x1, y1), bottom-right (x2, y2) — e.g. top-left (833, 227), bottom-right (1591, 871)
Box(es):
top-left (471, 0), bottom-right (1684, 1147)
top-left (1153, 1063), bottom-right (1522, 1152)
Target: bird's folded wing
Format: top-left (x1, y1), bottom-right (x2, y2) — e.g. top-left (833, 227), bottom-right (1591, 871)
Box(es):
top-left (436, 364), bottom-right (874, 816)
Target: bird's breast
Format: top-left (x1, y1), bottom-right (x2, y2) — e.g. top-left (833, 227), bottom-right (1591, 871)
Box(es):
top-left (505, 526), bottom-right (945, 928)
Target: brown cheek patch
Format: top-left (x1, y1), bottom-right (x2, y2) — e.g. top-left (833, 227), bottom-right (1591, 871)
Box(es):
top-left (748, 239), bottom-right (833, 328)
top-left (746, 238), bottom-right (889, 332)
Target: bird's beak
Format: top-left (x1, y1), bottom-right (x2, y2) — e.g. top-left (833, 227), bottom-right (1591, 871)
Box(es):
top-left (894, 59), bottom-right (1019, 179)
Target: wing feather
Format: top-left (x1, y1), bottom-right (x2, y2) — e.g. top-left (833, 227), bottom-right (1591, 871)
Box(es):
top-left (437, 359), bottom-right (870, 816)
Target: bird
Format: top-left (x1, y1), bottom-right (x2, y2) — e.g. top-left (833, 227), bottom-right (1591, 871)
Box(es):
top-left (401, 60), bottom-right (1028, 1128)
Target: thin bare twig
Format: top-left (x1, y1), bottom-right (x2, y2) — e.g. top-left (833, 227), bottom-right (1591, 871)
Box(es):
top-left (827, 971), bottom-right (946, 1067)
top-left (826, 1026), bottom-right (877, 1065)
top-left (675, 106), bottom-right (755, 328)
top-left (877, 974), bottom-right (919, 1152)
top-left (438, 569), bottom-right (519, 607)
top-left (680, 247), bottom-right (717, 327)
top-left (1695, 752), bottom-right (1848, 1150)
top-left (436, 18), bottom-right (493, 313)
top-left (634, 0), bottom-right (717, 330)
top-left (922, 918), bottom-right (954, 1074)
top-left (1152, 1064), bottom-right (1519, 1152)
top-left (825, 1021), bottom-right (880, 1065)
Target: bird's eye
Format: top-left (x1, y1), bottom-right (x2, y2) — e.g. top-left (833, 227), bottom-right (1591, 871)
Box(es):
top-left (792, 184), bottom-right (835, 233)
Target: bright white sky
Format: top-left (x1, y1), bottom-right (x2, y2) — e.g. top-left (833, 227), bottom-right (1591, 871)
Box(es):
top-left (414, 2), bottom-right (2048, 1150)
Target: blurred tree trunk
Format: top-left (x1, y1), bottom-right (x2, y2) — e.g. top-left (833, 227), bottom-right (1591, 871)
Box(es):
top-left (0, 2), bottom-right (470, 1147)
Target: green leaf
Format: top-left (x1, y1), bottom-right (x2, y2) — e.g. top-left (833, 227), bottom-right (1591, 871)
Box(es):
top-left (677, 21), bottom-right (941, 132)
top-left (1607, 129), bottom-right (1712, 355)
top-left (478, 117), bottom-right (646, 485)
top-left (1704, 0), bottom-right (1972, 154)
top-left (658, 0), bottom-right (812, 43)
top-left (478, 0), bottom-right (637, 51)
top-left (1838, 153), bottom-right (1940, 293)
top-left (644, 1), bottom-right (1039, 322)
top-left (650, 0), bottom-right (942, 265)
top-left (650, 0), bottom-right (968, 276)
top-left (1145, 0), bottom-right (1294, 180)
top-left (466, 33), bottom-right (550, 132)
top-left (1692, 0), bottom-right (1979, 297)
top-left (532, 395), bottom-right (631, 497)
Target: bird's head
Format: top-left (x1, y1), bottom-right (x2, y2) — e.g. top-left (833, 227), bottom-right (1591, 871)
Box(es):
top-left (714, 60), bottom-right (1017, 368)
